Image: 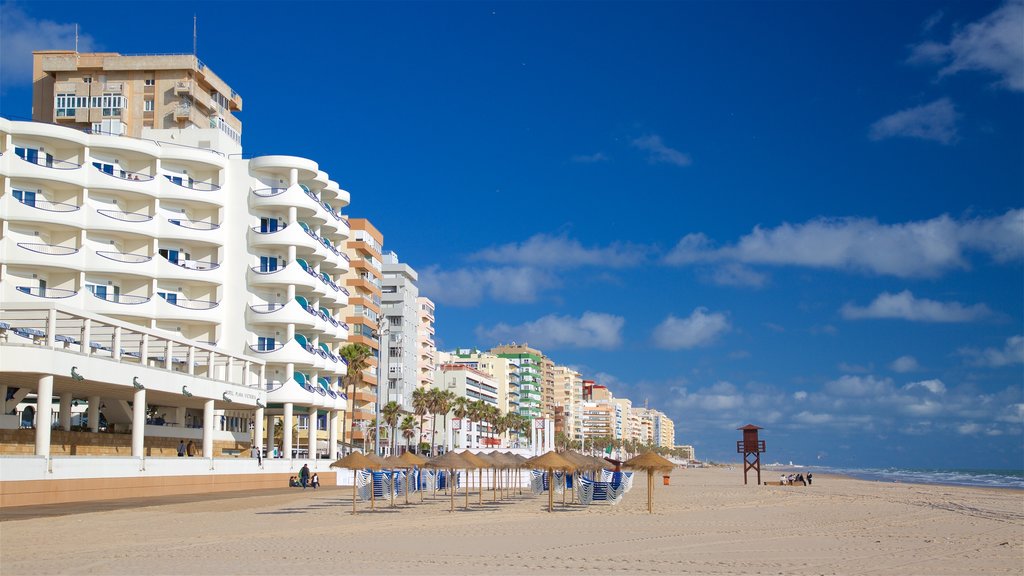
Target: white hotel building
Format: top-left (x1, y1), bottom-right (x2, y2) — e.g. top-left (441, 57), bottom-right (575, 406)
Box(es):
top-left (0, 51), bottom-right (358, 504)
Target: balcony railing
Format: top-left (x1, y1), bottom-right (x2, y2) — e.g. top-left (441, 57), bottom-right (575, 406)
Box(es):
top-left (90, 292), bottom-right (150, 305)
top-left (164, 175), bottom-right (220, 191)
top-left (16, 286), bottom-right (77, 299)
top-left (97, 209), bottom-right (153, 223)
top-left (251, 187), bottom-right (286, 198)
top-left (249, 265), bottom-right (284, 276)
top-left (169, 218), bottom-right (219, 231)
top-left (161, 295), bottom-right (219, 310)
top-left (93, 165), bottom-right (154, 182)
top-left (249, 303), bottom-right (285, 313)
top-left (15, 151), bottom-right (81, 170)
top-left (162, 256), bottom-right (220, 270)
top-left (16, 242), bottom-right (78, 256)
top-left (14, 197), bottom-right (80, 212)
top-left (96, 251), bottom-right (152, 264)
top-left (248, 342), bottom-right (284, 354)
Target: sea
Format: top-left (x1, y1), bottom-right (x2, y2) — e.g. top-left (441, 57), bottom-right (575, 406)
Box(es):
top-left (779, 466), bottom-right (1024, 490)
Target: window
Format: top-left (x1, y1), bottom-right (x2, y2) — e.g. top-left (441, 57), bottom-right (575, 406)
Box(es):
top-left (12, 189), bottom-right (37, 207)
top-left (101, 93), bottom-right (124, 117)
top-left (83, 76), bottom-right (92, 84)
top-left (259, 217), bottom-right (279, 233)
top-left (144, 99), bottom-right (154, 112)
top-left (258, 256), bottom-right (279, 272)
top-left (55, 93), bottom-right (76, 117)
top-left (257, 337), bottom-right (276, 351)
top-left (144, 78), bottom-right (155, 86)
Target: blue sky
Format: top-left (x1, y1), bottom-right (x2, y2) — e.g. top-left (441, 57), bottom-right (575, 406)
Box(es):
top-left (2, 1), bottom-right (1022, 469)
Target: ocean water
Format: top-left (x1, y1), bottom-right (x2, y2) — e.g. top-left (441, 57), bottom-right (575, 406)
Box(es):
top-left (810, 467), bottom-right (1024, 490)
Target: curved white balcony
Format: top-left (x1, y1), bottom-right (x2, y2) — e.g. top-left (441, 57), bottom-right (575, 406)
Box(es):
top-left (9, 119), bottom-right (89, 146)
top-left (10, 286), bottom-right (82, 307)
top-left (159, 176), bottom-right (223, 207)
top-left (87, 207), bottom-right (157, 238)
top-left (5, 195), bottom-right (84, 230)
top-left (264, 377), bottom-right (318, 406)
top-left (86, 290), bottom-right (155, 320)
top-left (87, 165), bottom-right (159, 197)
top-left (246, 338), bottom-right (316, 368)
top-left (248, 185), bottom-right (320, 215)
top-left (87, 249), bottom-right (157, 278)
top-left (156, 254), bottom-right (223, 286)
top-left (249, 155), bottom-right (318, 181)
top-left (158, 216), bottom-right (223, 246)
top-left (246, 300), bottom-right (317, 330)
top-left (246, 260), bottom-right (317, 291)
top-left (6, 241), bottom-right (84, 272)
top-left (247, 222), bottom-right (321, 253)
top-left (154, 294), bottom-right (221, 324)
top-left (157, 144), bottom-right (227, 170)
top-left (88, 133), bottom-right (161, 157)
top-left (334, 321), bottom-right (350, 342)
top-left (335, 188), bottom-right (351, 209)
top-left (7, 152), bottom-right (85, 187)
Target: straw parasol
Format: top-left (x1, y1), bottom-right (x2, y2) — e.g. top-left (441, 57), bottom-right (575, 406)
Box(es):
top-left (330, 452), bottom-right (383, 515)
top-left (398, 451), bottom-right (428, 503)
top-left (623, 452), bottom-right (675, 514)
top-left (524, 451), bottom-right (577, 512)
top-left (457, 451), bottom-right (490, 505)
top-left (503, 452), bottom-right (528, 497)
top-left (560, 450), bottom-right (603, 504)
top-left (472, 452), bottom-right (502, 501)
top-left (425, 451), bottom-right (472, 512)
top-left (382, 456), bottom-right (405, 508)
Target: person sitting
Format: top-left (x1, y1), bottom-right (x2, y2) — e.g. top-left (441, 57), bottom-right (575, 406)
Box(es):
top-left (288, 476), bottom-right (299, 487)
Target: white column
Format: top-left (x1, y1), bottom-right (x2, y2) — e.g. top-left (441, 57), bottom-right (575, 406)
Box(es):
top-left (88, 395), bottom-right (100, 433)
top-left (266, 413), bottom-right (276, 457)
top-left (175, 406), bottom-right (186, 428)
top-left (308, 408), bottom-right (318, 460)
top-left (203, 399), bottom-right (215, 458)
top-left (34, 376), bottom-right (53, 457)
top-left (547, 419), bottom-right (555, 453)
top-left (81, 319), bottom-right (92, 356)
top-left (132, 388), bottom-right (146, 457)
top-left (283, 402), bottom-right (293, 458)
top-left (254, 406), bottom-right (265, 457)
top-left (112, 327), bottom-right (122, 361)
top-left (59, 392), bottom-right (72, 431)
top-left (328, 410), bottom-right (338, 460)
top-left (46, 307), bottom-right (57, 347)
top-left (530, 421), bottom-right (537, 455)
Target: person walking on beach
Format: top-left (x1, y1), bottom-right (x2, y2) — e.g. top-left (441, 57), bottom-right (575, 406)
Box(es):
top-left (807, 473), bottom-right (813, 486)
top-left (311, 472), bottom-right (320, 490)
top-left (186, 440), bottom-right (197, 457)
top-left (177, 440), bottom-right (186, 457)
top-left (299, 464), bottom-right (310, 489)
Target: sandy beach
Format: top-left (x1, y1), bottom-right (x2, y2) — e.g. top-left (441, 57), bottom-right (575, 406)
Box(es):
top-left (1, 467), bottom-right (1021, 575)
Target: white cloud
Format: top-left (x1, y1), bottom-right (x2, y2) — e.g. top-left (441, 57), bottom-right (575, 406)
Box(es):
top-left (664, 209), bottom-right (1024, 278)
top-left (0, 3), bottom-right (97, 89)
top-left (793, 411), bottom-right (833, 425)
top-left (868, 98), bottom-right (957, 144)
top-left (418, 265), bottom-right (558, 307)
top-left (910, 0), bottom-right (1024, 91)
top-left (825, 375), bottom-right (893, 397)
top-left (959, 335), bottom-right (1024, 367)
top-left (470, 233), bottom-right (648, 269)
top-left (903, 379), bottom-right (946, 395)
top-left (631, 134), bottom-right (692, 166)
top-left (890, 355), bottom-right (921, 373)
top-left (475, 311), bottom-right (625, 350)
top-left (571, 152), bottom-right (608, 163)
top-left (702, 263), bottom-right (768, 288)
top-left (793, 391), bottom-right (808, 401)
top-left (652, 308), bottom-right (730, 349)
top-left (921, 10), bottom-right (944, 33)
top-left (841, 290), bottom-right (991, 322)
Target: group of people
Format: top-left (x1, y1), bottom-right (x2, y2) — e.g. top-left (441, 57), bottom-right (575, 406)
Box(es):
top-left (289, 464), bottom-right (320, 489)
top-left (780, 472), bottom-right (812, 485)
top-left (176, 440), bottom-right (197, 457)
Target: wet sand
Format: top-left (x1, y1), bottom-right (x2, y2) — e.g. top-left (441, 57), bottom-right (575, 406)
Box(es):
top-left (1, 467), bottom-right (1021, 575)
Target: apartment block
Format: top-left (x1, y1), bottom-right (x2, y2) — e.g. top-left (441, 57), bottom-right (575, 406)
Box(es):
top-left (489, 343), bottom-right (545, 420)
top-left (416, 297), bottom-right (436, 390)
top-left (341, 218), bottom-right (383, 444)
top-left (380, 251), bottom-right (418, 412)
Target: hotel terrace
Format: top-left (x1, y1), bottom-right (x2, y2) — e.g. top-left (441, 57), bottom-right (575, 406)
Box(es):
top-left (0, 51), bottom-right (360, 505)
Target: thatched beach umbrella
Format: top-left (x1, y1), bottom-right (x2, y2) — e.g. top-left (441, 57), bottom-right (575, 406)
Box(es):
top-left (458, 451), bottom-right (490, 505)
top-left (330, 452), bottom-right (383, 515)
top-left (382, 456), bottom-right (405, 508)
top-left (425, 451), bottom-right (472, 512)
top-left (525, 451), bottom-right (577, 512)
top-left (398, 451), bottom-right (428, 503)
top-left (561, 450), bottom-right (603, 504)
top-left (624, 452), bottom-right (675, 514)
top-left (503, 452), bottom-right (528, 496)
top-left (473, 452), bottom-right (502, 501)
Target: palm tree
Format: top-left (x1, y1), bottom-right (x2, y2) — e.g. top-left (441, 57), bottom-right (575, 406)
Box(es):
top-left (381, 401), bottom-right (401, 456)
top-left (427, 388), bottom-right (443, 456)
top-left (339, 343), bottom-right (373, 449)
top-left (437, 390), bottom-right (456, 453)
top-left (400, 415), bottom-right (416, 453)
top-left (451, 397), bottom-right (469, 448)
top-left (412, 388), bottom-right (429, 454)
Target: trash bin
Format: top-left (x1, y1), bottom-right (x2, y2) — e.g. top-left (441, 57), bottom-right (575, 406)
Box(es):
top-left (662, 475), bottom-right (671, 486)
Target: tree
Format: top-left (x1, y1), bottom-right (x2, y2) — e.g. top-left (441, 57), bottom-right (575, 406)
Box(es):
top-left (451, 397), bottom-right (469, 448)
top-left (381, 401), bottom-right (401, 456)
top-left (437, 390), bottom-right (456, 453)
top-left (400, 415), bottom-right (416, 453)
top-left (339, 343), bottom-right (373, 448)
top-left (427, 388), bottom-right (443, 456)
top-left (412, 388), bottom-right (429, 453)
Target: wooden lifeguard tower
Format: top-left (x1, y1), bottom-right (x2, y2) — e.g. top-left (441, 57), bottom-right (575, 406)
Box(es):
top-left (736, 424), bottom-right (765, 485)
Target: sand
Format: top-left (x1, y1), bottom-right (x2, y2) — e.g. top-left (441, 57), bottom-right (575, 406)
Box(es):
top-left (1, 467), bottom-right (1021, 575)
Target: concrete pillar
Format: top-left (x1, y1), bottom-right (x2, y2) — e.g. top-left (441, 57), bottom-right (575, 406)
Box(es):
top-left (81, 319), bottom-right (92, 356)
top-left (88, 395), bottom-right (100, 432)
top-left (187, 346), bottom-right (196, 375)
top-left (175, 405), bottom-right (186, 428)
top-left (203, 399), bottom-right (214, 458)
top-left (547, 419), bottom-right (555, 453)
top-left (0, 385), bottom-right (7, 415)
top-left (112, 327), bottom-right (122, 360)
top-left (164, 340), bottom-right (173, 370)
top-left (289, 167), bottom-right (297, 187)
top-left (530, 420), bottom-right (537, 455)
top-left (46, 308), bottom-right (57, 347)
top-left (267, 413), bottom-right (276, 458)
top-left (328, 410), bottom-right (338, 460)
top-left (59, 392), bottom-right (72, 431)
top-left (132, 388), bottom-right (146, 457)
top-left (308, 408), bottom-right (318, 459)
top-left (254, 406), bottom-right (264, 457)
top-left (35, 376), bottom-right (53, 457)
top-left (139, 333), bottom-right (148, 365)
top-left (283, 402), bottom-right (293, 459)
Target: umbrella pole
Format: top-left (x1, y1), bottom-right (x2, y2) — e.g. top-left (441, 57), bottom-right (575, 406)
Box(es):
top-left (562, 471), bottom-right (567, 507)
top-left (648, 470), bottom-right (653, 513)
top-left (449, 468), bottom-right (454, 513)
top-left (547, 469), bottom-right (554, 512)
top-left (352, 470), bottom-right (357, 515)
top-left (478, 469), bottom-right (483, 505)
top-left (465, 468), bottom-right (469, 509)
top-left (391, 469), bottom-right (395, 508)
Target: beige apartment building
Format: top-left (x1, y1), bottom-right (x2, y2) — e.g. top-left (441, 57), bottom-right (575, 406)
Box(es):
top-left (342, 218), bottom-right (384, 445)
top-left (551, 365), bottom-right (582, 441)
top-left (32, 51), bottom-right (242, 145)
top-left (445, 350), bottom-right (512, 416)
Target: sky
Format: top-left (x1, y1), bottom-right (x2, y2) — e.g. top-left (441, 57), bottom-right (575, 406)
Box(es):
top-left (2, 1), bottom-right (1022, 469)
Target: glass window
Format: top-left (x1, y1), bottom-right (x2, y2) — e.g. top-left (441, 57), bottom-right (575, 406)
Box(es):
top-left (144, 78), bottom-right (155, 86)
top-left (144, 99), bottom-right (154, 112)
